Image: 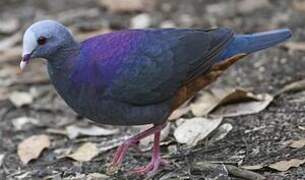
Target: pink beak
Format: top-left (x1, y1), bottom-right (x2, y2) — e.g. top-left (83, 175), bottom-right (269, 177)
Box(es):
top-left (20, 54), bottom-right (31, 71)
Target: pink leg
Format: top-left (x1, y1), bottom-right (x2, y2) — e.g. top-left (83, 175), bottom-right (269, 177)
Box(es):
top-left (107, 123), bottom-right (166, 174)
top-left (131, 130), bottom-right (168, 176)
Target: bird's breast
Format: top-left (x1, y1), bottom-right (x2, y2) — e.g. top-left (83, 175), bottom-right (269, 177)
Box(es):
top-left (48, 64), bottom-right (171, 126)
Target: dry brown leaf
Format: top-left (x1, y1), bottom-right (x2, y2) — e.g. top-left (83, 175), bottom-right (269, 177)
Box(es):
top-left (269, 159), bottom-right (305, 171)
top-left (68, 142), bottom-right (99, 162)
top-left (174, 117), bottom-right (223, 146)
top-left (289, 139), bottom-right (305, 149)
top-left (98, 0), bottom-right (155, 12)
top-left (191, 88), bottom-right (272, 117)
top-left (9, 91), bottom-right (34, 107)
top-left (18, 134), bottom-right (50, 164)
top-left (66, 125), bottom-right (119, 139)
top-left (276, 79), bottom-right (305, 95)
top-left (282, 42), bottom-right (305, 52)
top-left (191, 88), bottom-right (257, 116)
top-left (212, 93), bottom-right (273, 117)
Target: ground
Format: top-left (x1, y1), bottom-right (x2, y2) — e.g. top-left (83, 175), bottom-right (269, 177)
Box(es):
top-left (0, 0), bottom-right (305, 179)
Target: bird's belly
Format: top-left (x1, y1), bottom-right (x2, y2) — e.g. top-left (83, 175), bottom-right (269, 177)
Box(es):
top-left (55, 84), bottom-right (171, 126)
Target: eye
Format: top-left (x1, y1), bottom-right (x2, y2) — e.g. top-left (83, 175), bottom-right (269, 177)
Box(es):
top-left (37, 36), bottom-right (47, 45)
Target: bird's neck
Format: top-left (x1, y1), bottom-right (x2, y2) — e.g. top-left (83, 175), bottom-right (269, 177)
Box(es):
top-left (48, 42), bottom-right (80, 71)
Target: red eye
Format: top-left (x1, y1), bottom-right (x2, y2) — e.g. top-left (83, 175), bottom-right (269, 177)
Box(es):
top-left (37, 36), bottom-right (47, 45)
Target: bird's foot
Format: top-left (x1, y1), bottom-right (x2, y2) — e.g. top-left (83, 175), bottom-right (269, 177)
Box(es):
top-left (107, 139), bottom-right (137, 175)
top-left (131, 157), bottom-right (168, 176)
top-left (106, 123), bottom-right (166, 175)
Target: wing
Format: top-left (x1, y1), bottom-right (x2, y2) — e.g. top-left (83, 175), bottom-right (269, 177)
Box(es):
top-left (84, 28), bottom-right (234, 105)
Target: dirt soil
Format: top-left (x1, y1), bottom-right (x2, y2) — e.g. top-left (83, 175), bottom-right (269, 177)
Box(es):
top-left (1, 0), bottom-right (305, 179)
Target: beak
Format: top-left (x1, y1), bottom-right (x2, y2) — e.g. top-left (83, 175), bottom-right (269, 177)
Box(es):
top-left (20, 54), bottom-right (31, 71)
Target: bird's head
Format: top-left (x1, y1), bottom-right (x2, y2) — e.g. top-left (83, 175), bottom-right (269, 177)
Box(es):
top-left (21, 20), bottom-right (75, 70)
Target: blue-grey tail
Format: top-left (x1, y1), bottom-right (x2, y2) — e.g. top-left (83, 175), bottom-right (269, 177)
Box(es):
top-left (219, 28), bottom-right (292, 60)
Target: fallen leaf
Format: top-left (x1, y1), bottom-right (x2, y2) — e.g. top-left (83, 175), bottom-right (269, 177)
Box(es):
top-left (11, 116), bottom-right (40, 130)
top-left (269, 159), bottom-right (305, 171)
top-left (87, 173), bottom-right (109, 180)
top-left (210, 123), bottom-right (233, 142)
top-left (174, 117), bottom-right (223, 146)
top-left (9, 91), bottom-right (34, 107)
top-left (66, 125), bottom-right (119, 139)
top-left (282, 42), bottom-right (305, 52)
top-left (289, 139), bottom-right (305, 149)
top-left (212, 93), bottom-right (273, 117)
top-left (241, 164), bottom-right (264, 170)
top-left (190, 89), bottom-right (225, 116)
top-left (68, 142), bottom-right (99, 162)
top-left (276, 79), bottom-right (305, 95)
top-left (191, 88), bottom-right (272, 117)
top-left (98, 0), bottom-right (156, 13)
top-left (18, 135), bottom-right (50, 164)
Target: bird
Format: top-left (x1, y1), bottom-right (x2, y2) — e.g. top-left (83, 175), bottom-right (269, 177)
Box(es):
top-left (20, 20), bottom-right (291, 176)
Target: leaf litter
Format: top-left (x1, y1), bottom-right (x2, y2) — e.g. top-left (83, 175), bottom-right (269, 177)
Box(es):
top-left (190, 88), bottom-right (273, 118)
top-left (268, 159), bottom-right (305, 172)
top-left (17, 134), bottom-right (51, 164)
top-left (67, 142), bottom-right (99, 162)
top-left (65, 124), bottom-right (119, 139)
top-left (174, 117), bottom-right (223, 146)
top-left (11, 116), bottom-right (40, 130)
top-left (9, 91), bottom-right (34, 107)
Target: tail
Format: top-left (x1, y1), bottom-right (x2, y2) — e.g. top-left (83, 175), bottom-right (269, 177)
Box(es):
top-left (220, 28), bottom-right (292, 60)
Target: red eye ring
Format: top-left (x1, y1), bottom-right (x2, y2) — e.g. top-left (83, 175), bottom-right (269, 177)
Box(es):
top-left (37, 36), bottom-right (47, 45)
